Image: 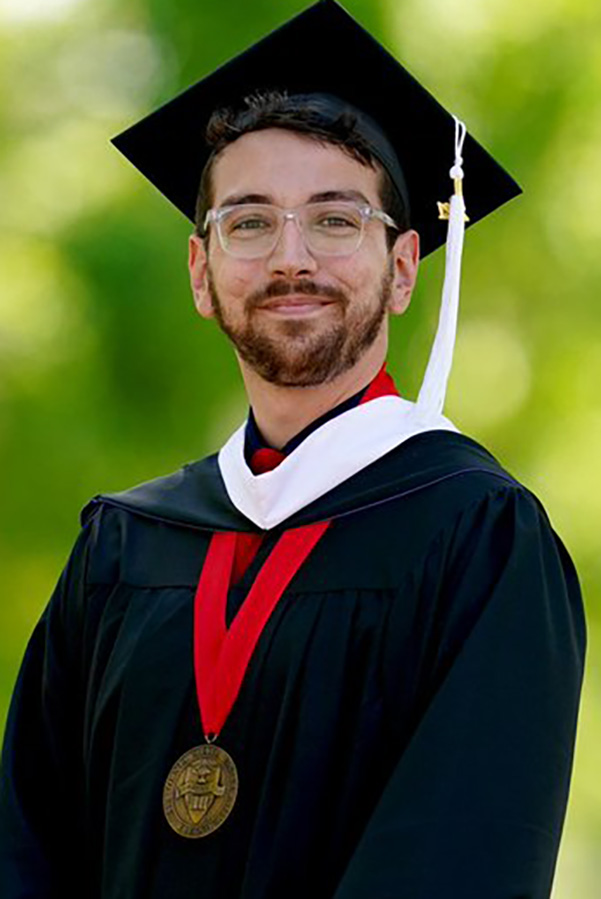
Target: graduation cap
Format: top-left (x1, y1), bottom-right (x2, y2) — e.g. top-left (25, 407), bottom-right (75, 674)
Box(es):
top-left (112, 0), bottom-right (521, 418)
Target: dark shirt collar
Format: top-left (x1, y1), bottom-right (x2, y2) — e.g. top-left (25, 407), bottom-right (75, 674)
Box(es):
top-left (244, 383), bottom-right (370, 465)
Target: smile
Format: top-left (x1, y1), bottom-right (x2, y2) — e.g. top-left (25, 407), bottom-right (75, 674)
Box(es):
top-left (258, 297), bottom-right (336, 316)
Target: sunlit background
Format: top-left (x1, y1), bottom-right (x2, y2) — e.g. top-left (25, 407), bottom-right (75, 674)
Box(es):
top-left (1, 0), bottom-right (599, 892)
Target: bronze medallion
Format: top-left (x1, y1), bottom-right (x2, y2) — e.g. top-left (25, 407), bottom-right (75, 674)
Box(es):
top-left (163, 744), bottom-right (239, 838)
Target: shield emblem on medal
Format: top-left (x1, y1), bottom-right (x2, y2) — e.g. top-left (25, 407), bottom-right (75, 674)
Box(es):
top-left (175, 759), bottom-right (226, 824)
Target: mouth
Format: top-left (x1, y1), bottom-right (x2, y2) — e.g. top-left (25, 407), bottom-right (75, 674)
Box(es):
top-left (257, 296), bottom-right (337, 316)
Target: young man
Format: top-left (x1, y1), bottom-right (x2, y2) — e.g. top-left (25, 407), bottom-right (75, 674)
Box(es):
top-left (0, 3), bottom-right (585, 898)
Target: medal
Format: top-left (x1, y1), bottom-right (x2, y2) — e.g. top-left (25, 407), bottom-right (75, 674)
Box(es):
top-left (163, 743), bottom-right (238, 838)
top-left (163, 511), bottom-right (331, 837)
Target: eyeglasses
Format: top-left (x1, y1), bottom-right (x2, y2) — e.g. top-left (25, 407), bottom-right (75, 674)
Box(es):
top-left (203, 201), bottom-right (399, 259)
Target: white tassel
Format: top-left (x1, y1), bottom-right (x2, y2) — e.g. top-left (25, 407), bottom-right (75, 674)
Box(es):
top-left (416, 116), bottom-right (467, 418)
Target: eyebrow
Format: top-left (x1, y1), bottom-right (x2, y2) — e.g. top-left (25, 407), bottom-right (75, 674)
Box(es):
top-left (218, 189), bottom-right (373, 208)
top-left (308, 190), bottom-right (371, 205)
top-left (219, 193), bottom-right (272, 208)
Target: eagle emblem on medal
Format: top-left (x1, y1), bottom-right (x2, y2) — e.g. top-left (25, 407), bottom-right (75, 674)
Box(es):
top-left (163, 744), bottom-right (239, 837)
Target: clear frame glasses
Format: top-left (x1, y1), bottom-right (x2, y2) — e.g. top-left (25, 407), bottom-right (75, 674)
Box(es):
top-left (203, 201), bottom-right (399, 259)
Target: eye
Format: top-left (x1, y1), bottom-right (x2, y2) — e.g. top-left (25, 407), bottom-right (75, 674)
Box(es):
top-left (221, 207), bottom-right (278, 239)
top-left (309, 207), bottom-right (362, 231)
top-left (230, 216), bottom-right (271, 232)
top-left (322, 215), bottom-right (355, 228)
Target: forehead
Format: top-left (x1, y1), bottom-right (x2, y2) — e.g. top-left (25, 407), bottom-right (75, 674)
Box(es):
top-left (210, 128), bottom-right (381, 206)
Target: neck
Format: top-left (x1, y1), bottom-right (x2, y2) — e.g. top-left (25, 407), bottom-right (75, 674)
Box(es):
top-left (239, 340), bottom-right (387, 450)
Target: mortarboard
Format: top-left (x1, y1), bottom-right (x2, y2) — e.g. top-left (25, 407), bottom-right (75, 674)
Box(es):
top-left (111, 0), bottom-right (521, 416)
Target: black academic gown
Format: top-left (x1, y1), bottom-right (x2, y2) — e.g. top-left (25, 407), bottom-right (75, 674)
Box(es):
top-left (0, 431), bottom-right (586, 899)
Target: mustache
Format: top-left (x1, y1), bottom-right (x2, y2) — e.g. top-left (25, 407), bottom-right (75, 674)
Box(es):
top-left (245, 279), bottom-right (348, 310)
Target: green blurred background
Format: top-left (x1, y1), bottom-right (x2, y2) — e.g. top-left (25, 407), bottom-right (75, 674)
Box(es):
top-left (1, 0), bottom-right (599, 892)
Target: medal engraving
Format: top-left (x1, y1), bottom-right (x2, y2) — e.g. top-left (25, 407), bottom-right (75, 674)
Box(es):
top-left (163, 744), bottom-right (238, 838)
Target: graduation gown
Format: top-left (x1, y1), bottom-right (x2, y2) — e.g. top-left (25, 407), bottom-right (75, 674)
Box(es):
top-left (0, 431), bottom-right (586, 899)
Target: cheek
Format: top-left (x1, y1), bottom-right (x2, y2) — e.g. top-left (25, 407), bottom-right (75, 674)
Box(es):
top-left (326, 240), bottom-right (389, 299)
top-left (328, 260), bottom-right (380, 302)
top-left (210, 256), bottom-right (259, 304)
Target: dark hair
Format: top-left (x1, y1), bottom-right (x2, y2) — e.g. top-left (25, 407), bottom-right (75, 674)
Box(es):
top-left (195, 90), bottom-right (409, 250)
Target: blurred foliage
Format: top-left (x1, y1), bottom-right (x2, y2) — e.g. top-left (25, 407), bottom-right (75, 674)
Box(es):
top-left (0, 0), bottom-right (599, 893)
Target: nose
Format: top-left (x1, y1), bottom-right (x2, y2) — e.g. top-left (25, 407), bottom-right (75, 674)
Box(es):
top-left (266, 215), bottom-right (318, 278)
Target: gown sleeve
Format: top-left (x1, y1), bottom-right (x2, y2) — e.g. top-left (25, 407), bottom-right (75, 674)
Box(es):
top-left (0, 513), bottom-right (100, 898)
top-left (333, 484), bottom-right (586, 899)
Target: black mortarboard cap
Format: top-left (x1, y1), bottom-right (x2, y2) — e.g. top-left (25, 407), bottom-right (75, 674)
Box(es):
top-left (111, 0), bottom-right (521, 258)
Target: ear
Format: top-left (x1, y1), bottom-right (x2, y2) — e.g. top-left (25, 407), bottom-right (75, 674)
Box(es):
top-left (388, 229), bottom-right (420, 316)
top-left (188, 233), bottom-right (214, 319)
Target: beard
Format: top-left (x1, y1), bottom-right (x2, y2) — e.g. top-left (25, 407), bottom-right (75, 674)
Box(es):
top-left (207, 261), bottom-right (393, 387)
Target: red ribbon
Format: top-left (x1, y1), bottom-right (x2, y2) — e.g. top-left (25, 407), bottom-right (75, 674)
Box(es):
top-left (194, 521), bottom-right (331, 740)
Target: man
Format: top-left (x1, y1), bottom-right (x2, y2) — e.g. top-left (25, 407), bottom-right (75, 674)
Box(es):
top-left (0, 2), bottom-right (585, 898)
